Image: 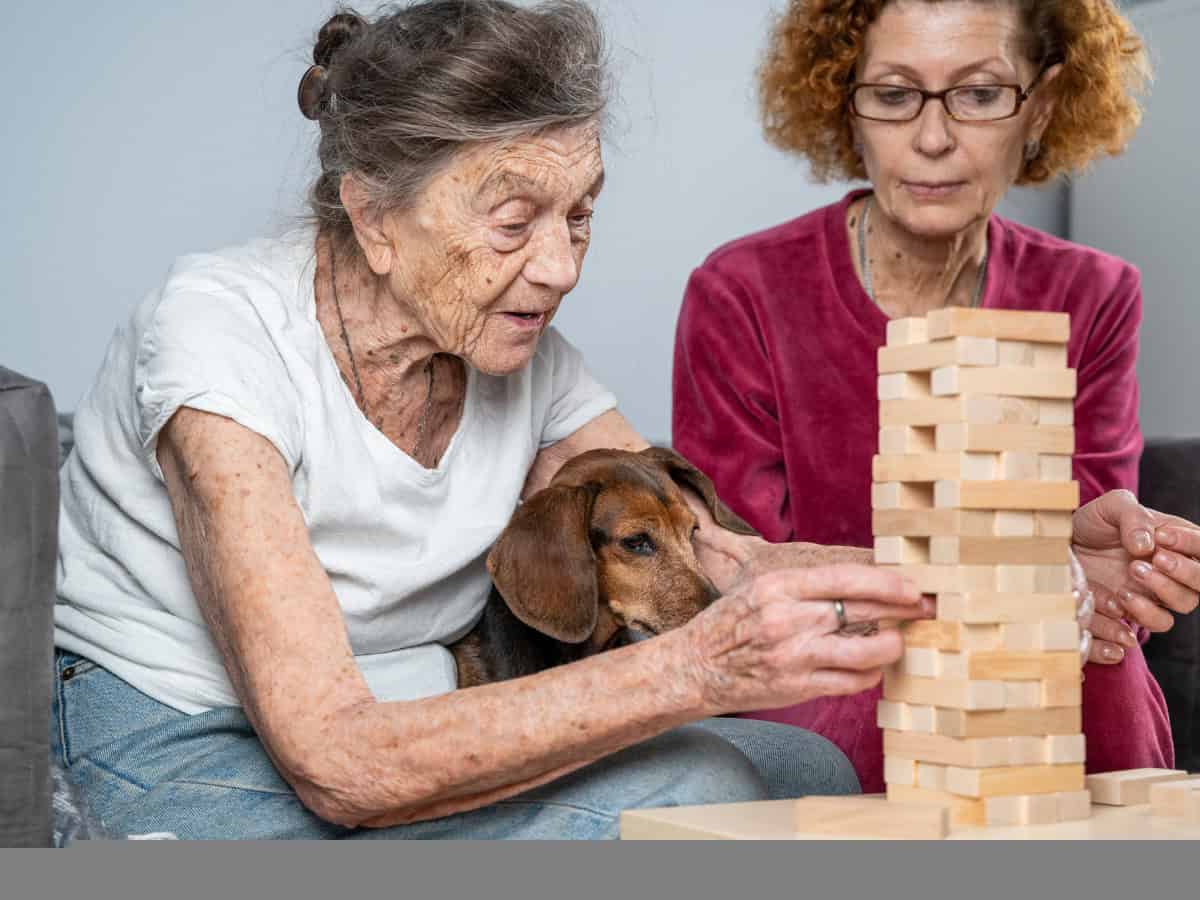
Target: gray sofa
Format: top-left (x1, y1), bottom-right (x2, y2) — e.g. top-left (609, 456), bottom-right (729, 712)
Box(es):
top-left (0, 367), bottom-right (58, 847)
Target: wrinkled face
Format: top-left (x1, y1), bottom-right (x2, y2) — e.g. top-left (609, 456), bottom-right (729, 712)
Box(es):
top-left (853, 0), bottom-right (1057, 238)
top-left (376, 123), bottom-right (604, 375)
top-left (579, 465), bottom-right (721, 654)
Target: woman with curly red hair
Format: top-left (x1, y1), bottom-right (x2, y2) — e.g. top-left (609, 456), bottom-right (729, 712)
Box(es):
top-left (673, 0), bottom-right (1198, 792)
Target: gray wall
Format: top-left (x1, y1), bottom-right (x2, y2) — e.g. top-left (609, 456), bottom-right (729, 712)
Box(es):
top-left (1071, 0), bottom-right (1200, 440)
top-left (2, 0), bottom-right (1063, 442)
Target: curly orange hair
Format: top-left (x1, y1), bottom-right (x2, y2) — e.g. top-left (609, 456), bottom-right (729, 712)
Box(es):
top-left (759, 0), bottom-right (1151, 185)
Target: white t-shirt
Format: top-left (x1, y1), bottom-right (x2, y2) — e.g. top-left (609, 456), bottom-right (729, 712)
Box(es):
top-left (54, 228), bottom-right (617, 715)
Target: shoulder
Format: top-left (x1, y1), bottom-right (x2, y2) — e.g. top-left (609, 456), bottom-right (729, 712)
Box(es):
top-left (684, 193), bottom-right (853, 322)
top-left (994, 216), bottom-right (1141, 310)
top-left (697, 199), bottom-right (840, 280)
top-left (157, 228), bottom-right (317, 316)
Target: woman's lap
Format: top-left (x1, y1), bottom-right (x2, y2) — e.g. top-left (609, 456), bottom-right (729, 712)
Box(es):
top-left (52, 652), bottom-right (857, 840)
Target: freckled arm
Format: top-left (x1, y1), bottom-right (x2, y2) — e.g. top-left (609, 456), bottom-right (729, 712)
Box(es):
top-left (156, 407), bottom-right (711, 828)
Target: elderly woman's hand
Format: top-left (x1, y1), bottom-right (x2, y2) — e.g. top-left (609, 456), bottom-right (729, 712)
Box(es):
top-left (1072, 490), bottom-right (1200, 649)
top-left (681, 565), bottom-right (930, 715)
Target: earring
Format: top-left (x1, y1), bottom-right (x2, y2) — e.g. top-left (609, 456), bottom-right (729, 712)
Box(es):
top-left (1024, 139), bottom-right (1041, 161)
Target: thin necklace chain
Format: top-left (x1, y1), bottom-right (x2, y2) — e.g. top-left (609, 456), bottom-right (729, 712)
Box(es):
top-left (328, 243), bottom-right (436, 461)
top-left (858, 195), bottom-right (988, 310)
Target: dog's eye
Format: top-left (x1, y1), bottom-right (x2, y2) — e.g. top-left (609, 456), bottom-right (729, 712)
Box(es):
top-left (620, 533), bottom-right (656, 556)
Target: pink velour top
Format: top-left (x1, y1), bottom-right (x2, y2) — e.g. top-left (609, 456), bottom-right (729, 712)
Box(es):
top-left (672, 189), bottom-right (1173, 793)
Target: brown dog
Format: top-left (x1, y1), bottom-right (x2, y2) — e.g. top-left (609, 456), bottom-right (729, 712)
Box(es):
top-left (450, 447), bottom-right (757, 687)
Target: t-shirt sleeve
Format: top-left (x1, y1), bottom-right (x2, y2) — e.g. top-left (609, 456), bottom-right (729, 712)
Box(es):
top-left (672, 263), bottom-right (793, 543)
top-left (1073, 263), bottom-right (1144, 503)
top-left (534, 326), bottom-right (617, 448)
top-left (134, 285), bottom-right (304, 482)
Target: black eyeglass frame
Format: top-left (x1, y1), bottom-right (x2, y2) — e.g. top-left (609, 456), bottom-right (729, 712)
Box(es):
top-left (848, 67), bottom-right (1049, 123)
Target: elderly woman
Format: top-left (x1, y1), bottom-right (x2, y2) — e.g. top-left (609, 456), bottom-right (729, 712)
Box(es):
top-left (673, 0), bottom-right (1200, 794)
top-left (51, 1), bottom-right (937, 841)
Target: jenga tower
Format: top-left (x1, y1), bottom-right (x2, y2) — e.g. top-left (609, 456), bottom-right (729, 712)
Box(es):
top-left (873, 308), bottom-right (1091, 827)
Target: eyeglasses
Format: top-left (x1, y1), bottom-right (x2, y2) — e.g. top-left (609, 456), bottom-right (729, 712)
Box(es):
top-left (849, 70), bottom-right (1047, 123)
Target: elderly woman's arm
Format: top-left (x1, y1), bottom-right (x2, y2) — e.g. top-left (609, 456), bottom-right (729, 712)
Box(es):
top-left (525, 409), bottom-right (871, 593)
top-left (158, 407), bottom-right (920, 828)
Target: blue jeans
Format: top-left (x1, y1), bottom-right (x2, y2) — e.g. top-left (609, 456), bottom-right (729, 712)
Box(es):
top-left (51, 651), bottom-right (858, 840)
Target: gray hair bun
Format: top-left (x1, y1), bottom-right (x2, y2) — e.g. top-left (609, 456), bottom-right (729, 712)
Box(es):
top-left (298, 10), bottom-right (367, 120)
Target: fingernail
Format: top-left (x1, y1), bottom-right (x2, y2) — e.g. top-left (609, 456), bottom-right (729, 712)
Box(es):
top-left (1107, 597), bottom-right (1123, 615)
top-left (1157, 528), bottom-right (1177, 548)
top-left (1102, 644), bottom-right (1125, 662)
top-left (1133, 561), bottom-right (1153, 579)
top-left (1120, 629), bottom-right (1137, 647)
top-left (1154, 551), bottom-right (1177, 573)
top-left (1132, 530), bottom-right (1155, 555)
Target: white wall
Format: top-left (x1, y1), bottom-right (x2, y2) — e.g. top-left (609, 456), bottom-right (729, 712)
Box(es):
top-left (1071, 0), bottom-right (1200, 440)
top-left (2, 0), bottom-right (1064, 442)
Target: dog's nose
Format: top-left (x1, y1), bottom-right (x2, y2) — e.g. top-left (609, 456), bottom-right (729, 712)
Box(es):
top-left (607, 625), bottom-right (657, 649)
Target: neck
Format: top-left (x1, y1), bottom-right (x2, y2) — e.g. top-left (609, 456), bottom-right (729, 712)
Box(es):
top-left (858, 194), bottom-right (989, 319)
top-left (322, 234), bottom-right (440, 390)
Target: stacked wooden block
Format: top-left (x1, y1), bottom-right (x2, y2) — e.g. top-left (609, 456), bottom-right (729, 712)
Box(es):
top-left (873, 308), bottom-right (1090, 827)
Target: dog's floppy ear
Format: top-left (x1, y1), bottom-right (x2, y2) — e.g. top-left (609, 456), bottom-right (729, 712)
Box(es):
top-left (486, 484), bottom-right (600, 643)
top-left (638, 447), bottom-right (759, 536)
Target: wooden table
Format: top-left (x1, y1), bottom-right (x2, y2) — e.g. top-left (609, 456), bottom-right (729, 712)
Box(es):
top-left (621, 795), bottom-right (1200, 840)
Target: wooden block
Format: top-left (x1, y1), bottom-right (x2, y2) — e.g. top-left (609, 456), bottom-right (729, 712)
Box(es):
top-left (884, 730), bottom-right (1013, 768)
top-left (934, 706), bottom-right (1081, 739)
top-left (936, 423), bottom-right (1075, 454)
top-left (1003, 681), bottom-right (1041, 709)
top-left (929, 536), bottom-right (1071, 566)
top-left (1086, 769), bottom-right (1192, 806)
top-left (1000, 565), bottom-right (1073, 593)
top-left (872, 482), bottom-right (935, 510)
top-left (879, 425), bottom-right (937, 455)
top-left (874, 536), bottom-right (930, 565)
top-left (962, 650), bottom-right (1079, 681)
top-left (1000, 451), bottom-right (1041, 481)
top-left (878, 335), bottom-right (996, 373)
top-left (992, 511), bottom-right (1036, 536)
top-left (878, 371), bottom-right (932, 400)
top-left (901, 647), bottom-right (941, 677)
top-left (1008, 736), bottom-right (1048, 766)
top-left (996, 339), bottom-right (1036, 367)
top-left (985, 792), bottom-right (1061, 826)
top-left (901, 618), bottom-right (1003, 652)
top-left (879, 564), bottom-right (1070, 595)
top-left (1039, 455), bottom-right (1073, 482)
top-left (1003, 621), bottom-right (1080, 652)
top-left (882, 670), bottom-right (1005, 710)
top-left (937, 592), bottom-right (1077, 624)
top-left (1055, 789), bottom-right (1092, 822)
top-left (872, 508), bottom-right (998, 537)
top-left (1041, 677), bottom-right (1083, 707)
top-left (1038, 399), bottom-right (1075, 425)
top-left (887, 317), bottom-right (930, 347)
top-left (884, 756), bottom-right (919, 787)
top-left (791, 796), bottom-right (950, 840)
top-left (1045, 734), bottom-right (1087, 765)
top-left (880, 395), bottom-right (1040, 427)
top-left (886, 783), bottom-right (987, 826)
top-left (876, 700), bottom-right (937, 733)
top-left (935, 479), bottom-right (1079, 511)
top-left (926, 308), bottom-right (1070, 343)
top-left (1035, 511), bottom-right (1074, 538)
top-left (916, 762), bottom-right (949, 791)
top-left (931, 365), bottom-right (1077, 400)
top-left (1149, 778), bottom-right (1200, 820)
top-left (872, 453), bottom-right (992, 483)
top-left (945, 764), bottom-right (1085, 798)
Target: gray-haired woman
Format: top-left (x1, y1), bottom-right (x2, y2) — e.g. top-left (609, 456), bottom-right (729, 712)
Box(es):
top-left (52, 1), bottom-right (927, 840)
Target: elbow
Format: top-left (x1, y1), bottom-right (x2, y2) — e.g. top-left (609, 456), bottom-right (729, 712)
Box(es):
top-left (272, 729), bottom-right (436, 829)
